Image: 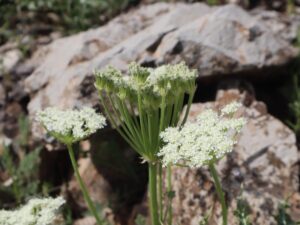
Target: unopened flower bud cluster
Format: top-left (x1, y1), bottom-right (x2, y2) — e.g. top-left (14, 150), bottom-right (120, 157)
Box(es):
top-left (94, 62), bottom-right (197, 109)
top-left (36, 107), bottom-right (106, 144)
top-left (0, 197), bottom-right (65, 225)
top-left (158, 102), bottom-right (246, 168)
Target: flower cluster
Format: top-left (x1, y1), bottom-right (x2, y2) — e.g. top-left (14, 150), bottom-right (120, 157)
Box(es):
top-left (94, 62), bottom-right (197, 109)
top-left (0, 197), bottom-right (65, 225)
top-left (158, 102), bottom-right (246, 168)
top-left (36, 107), bottom-right (106, 144)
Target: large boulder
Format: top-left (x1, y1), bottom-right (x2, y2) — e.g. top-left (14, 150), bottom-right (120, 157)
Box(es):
top-left (24, 3), bottom-right (298, 123)
top-left (171, 88), bottom-right (300, 225)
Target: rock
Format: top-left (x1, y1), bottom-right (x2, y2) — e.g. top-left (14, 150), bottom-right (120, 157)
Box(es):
top-left (3, 102), bottom-right (23, 138)
top-left (73, 209), bottom-right (115, 225)
top-left (252, 9), bottom-right (300, 43)
top-left (0, 49), bottom-right (22, 75)
top-left (24, 3), bottom-right (298, 127)
top-left (170, 88), bottom-right (300, 225)
top-left (73, 217), bottom-right (96, 225)
top-left (155, 5), bottom-right (298, 78)
top-left (68, 157), bottom-right (111, 210)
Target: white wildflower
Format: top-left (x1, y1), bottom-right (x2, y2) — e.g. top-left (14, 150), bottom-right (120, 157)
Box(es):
top-left (0, 197), bottom-right (65, 225)
top-left (158, 104), bottom-right (246, 168)
top-left (36, 107), bottom-right (106, 144)
top-left (221, 101), bottom-right (242, 116)
top-left (94, 62), bottom-right (197, 109)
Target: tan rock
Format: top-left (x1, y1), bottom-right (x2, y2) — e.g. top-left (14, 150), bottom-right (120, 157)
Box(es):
top-left (68, 158), bottom-right (111, 210)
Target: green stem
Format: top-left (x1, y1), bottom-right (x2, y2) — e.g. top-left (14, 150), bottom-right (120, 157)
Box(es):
top-left (67, 144), bottom-right (103, 225)
top-left (180, 88), bottom-right (196, 126)
top-left (158, 163), bottom-right (163, 222)
top-left (167, 164), bottom-right (173, 225)
top-left (99, 94), bottom-right (141, 154)
top-left (209, 163), bottom-right (227, 225)
top-left (159, 96), bottom-right (166, 132)
top-left (11, 173), bottom-right (21, 204)
top-left (116, 97), bottom-right (144, 148)
top-left (138, 94), bottom-right (148, 154)
top-left (149, 163), bottom-right (160, 225)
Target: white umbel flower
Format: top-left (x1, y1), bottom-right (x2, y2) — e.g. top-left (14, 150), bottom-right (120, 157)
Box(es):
top-left (37, 107), bottom-right (106, 143)
top-left (221, 101), bottom-right (242, 116)
top-left (0, 197), bottom-right (65, 225)
top-left (95, 62), bottom-right (197, 109)
top-left (158, 102), bottom-right (246, 168)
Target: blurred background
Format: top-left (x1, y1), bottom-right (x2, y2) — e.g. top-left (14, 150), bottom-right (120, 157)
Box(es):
top-left (1, 0), bottom-right (300, 224)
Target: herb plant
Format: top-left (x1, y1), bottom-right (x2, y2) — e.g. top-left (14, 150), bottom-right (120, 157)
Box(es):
top-left (159, 102), bottom-right (245, 225)
top-left (35, 62), bottom-right (246, 225)
top-left (37, 107), bottom-right (107, 225)
top-left (94, 62), bottom-right (197, 225)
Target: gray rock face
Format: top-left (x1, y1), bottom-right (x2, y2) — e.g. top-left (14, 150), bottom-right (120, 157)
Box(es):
top-left (24, 3), bottom-right (298, 121)
top-left (171, 89), bottom-right (300, 225)
top-left (156, 5), bottom-right (298, 77)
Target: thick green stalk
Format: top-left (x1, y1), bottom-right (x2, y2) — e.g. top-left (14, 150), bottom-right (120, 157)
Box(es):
top-left (158, 163), bottom-right (163, 222)
top-left (181, 89), bottom-right (196, 126)
top-left (138, 94), bottom-right (149, 155)
top-left (167, 164), bottom-right (173, 225)
top-left (159, 96), bottom-right (166, 132)
top-left (209, 163), bottom-right (227, 225)
top-left (149, 163), bottom-right (160, 225)
top-left (67, 144), bottom-right (103, 225)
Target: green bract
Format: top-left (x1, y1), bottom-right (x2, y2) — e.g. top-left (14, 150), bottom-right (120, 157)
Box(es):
top-left (94, 62), bottom-right (197, 162)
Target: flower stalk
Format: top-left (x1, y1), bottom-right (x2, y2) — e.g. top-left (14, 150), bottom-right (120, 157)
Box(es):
top-left (149, 163), bottom-right (160, 225)
top-left (36, 107), bottom-right (107, 225)
top-left (159, 101), bottom-right (246, 224)
top-left (67, 143), bottom-right (103, 225)
top-left (209, 163), bottom-right (228, 225)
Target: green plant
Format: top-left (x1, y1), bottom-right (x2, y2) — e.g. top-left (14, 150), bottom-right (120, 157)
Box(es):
top-left (135, 214), bottom-right (146, 225)
top-left (37, 62), bottom-right (246, 225)
top-left (95, 62), bottom-right (197, 225)
top-left (206, 0), bottom-right (219, 6)
top-left (0, 115), bottom-right (42, 204)
top-left (37, 107), bottom-right (107, 225)
top-left (287, 0), bottom-right (295, 14)
top-left (159, 102), bottom-right (245, 225)
top-left (286, 74), bottom-right (300, 133)
top-left (0, 145), bottom-right (41, 203)
top-left (199, 213), bottom-right (210, 225)
top-left (274, 200), bottom-right (300, 225)
top-left (234, 196), bottom-right (252, 225)
top-left (18, 114), bottom-right (30, 147)
top-left (0, 0), bottom-right (134, 45)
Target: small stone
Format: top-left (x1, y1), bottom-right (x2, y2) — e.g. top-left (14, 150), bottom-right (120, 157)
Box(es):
top-left (0, 49), bottom-right (22, 73)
